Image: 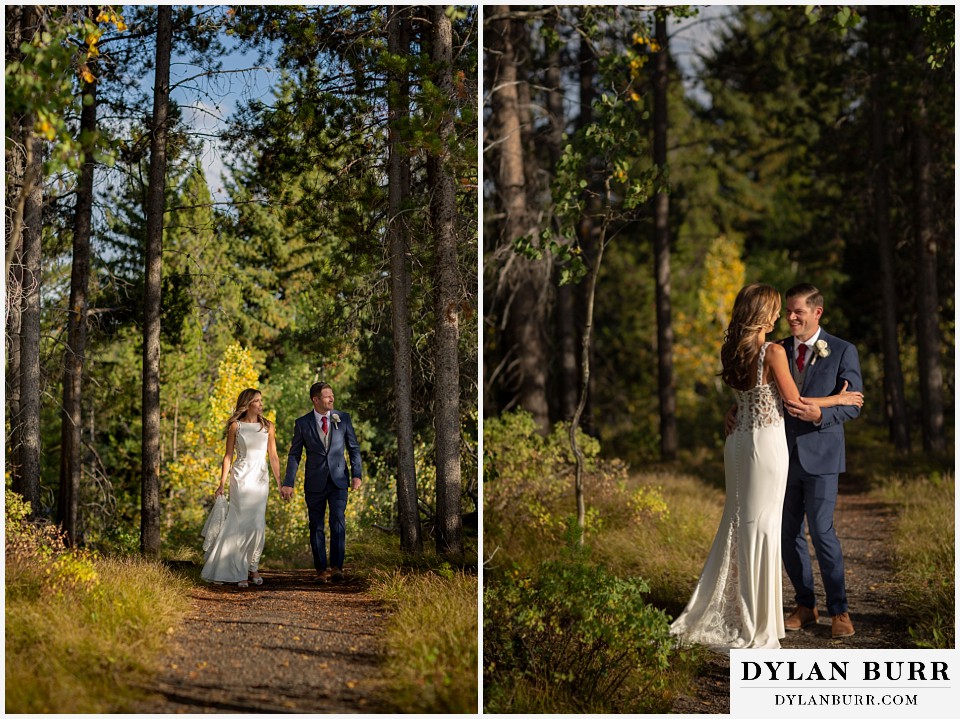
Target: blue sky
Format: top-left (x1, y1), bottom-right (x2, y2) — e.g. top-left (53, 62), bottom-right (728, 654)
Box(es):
top-left (669, 5), bottom-right (736, 106)
top-left (170, 31), bottom-right (277, 203)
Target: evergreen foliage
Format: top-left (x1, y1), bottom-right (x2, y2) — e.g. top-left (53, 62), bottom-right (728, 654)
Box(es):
top-left (6, 5), bottom-right (478, 559)
top-left (483, 5), bottom-right (954, 462)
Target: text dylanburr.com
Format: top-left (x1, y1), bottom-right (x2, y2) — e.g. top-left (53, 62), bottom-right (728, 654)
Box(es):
top-left (730, 649), bottom-right (958, 716)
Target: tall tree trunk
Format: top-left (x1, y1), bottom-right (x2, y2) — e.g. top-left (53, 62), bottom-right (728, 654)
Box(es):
top-left (488, 6), bottom-right (550, 432)
top-left (652, 13), bottom-right (677, 460)
top-left (387, 5), bottom-right (422, 555)
top-left (16, 110), bottom-right (43, 518)
top-left (868, 9), bottom-right (910, 454)
top-left (141, 5), bottom-right (173, 557)
top-left (8, 5), bottom-right (46, 517)
top-left (431, 5), bottom-right (462, 558)
top-left (5, 5), bottom-right (29, 512)
top-left (910, 25), bottom-right (945, 455)
top-left (59, 5), bottom-right (99, 544)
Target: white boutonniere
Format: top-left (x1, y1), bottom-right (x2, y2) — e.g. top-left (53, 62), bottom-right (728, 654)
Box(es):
top-left (332, 413), bottom-right (341, 429)
top-left (810, 339), bottom-right (830, 366)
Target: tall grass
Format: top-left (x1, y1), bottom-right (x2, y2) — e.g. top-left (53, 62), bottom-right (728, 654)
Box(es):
top-left (5, 490), bottom-right (192, 712)
top-left (588, 469), bottom-right (725, 611)
top-left (5, 553), bottom-right (191, 712)
top-left (369, 566), bottom-right (478, 713)
top-left (873, 472), bottom-right (955, 648)
top-left (351, 529), bottom-right (478, 713)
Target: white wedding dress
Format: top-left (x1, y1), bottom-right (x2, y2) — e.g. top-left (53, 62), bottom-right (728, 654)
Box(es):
top-left (200, 422), bottom-right (270, 583)
top-left (670, 343), bottom-right (788, 650)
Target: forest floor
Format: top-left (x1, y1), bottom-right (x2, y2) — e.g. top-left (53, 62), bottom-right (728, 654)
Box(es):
top-left (671, 471), bottom-right (912, 715)
top-left (127, 566), bottom-right (396, 714)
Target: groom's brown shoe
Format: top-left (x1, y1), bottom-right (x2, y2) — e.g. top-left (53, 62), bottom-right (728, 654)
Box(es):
top-left (831, 612), bottom-right (855, 638)
top-left (330, 567), bottom-right (344, 582)
top-left (785, 605), bottom-right (819, 630)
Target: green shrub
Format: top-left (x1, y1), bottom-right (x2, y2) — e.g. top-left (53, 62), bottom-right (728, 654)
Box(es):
top-left (484, 410), bottom-right (653, 563)
top-left (485, 545), bottom-right (675, 714)
top-left (5, 490), bottom-right (100, 598)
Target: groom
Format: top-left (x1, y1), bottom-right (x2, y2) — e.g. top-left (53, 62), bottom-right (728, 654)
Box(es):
top-left (282, 382), bottom-right (362, 582)
top-left (779, 283), bottom-right (862, 639)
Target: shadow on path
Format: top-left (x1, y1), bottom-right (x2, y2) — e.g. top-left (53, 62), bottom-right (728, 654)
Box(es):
top-left (128, 568), bottom-right (395, 714)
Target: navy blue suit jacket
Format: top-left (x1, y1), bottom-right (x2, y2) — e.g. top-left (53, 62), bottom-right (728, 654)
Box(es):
top-left (780, 330), bottom-right (862, 475)
top-left (283, 410), bottom-right (362, 493)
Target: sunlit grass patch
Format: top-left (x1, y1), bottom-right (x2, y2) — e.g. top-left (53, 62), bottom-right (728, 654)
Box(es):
top-left (5, 553), bottom-right (191, 712)
top-left (590, 470), bottom-right (724, 610)
top-left (369, 566), bottom-right (478, 713)
top-left (873, 471), bottom-right (955, 648)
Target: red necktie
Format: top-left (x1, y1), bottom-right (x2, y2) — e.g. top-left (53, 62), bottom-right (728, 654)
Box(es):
top-left (796, 344), bottom-right (807, 372)
top-left (321, 415), bottom-right (328, 434)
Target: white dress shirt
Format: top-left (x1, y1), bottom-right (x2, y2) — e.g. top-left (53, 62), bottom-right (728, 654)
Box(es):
top-left (314, 410), bottom-right (331, 446)
top-left (794, 327), bottom-right (822, 360)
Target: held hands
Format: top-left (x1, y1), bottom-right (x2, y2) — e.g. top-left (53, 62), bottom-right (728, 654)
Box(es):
top-left (276, 481), bottom-right (359, 498)
top-left (215, 484), bottom-right (224, 498)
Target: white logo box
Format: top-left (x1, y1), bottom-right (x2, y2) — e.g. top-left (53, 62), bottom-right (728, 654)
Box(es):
top-left (731, 648), bottom-right (958, 717)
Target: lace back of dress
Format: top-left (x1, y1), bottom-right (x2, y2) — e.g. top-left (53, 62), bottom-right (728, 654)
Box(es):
top-left (733, 343), bottom-right (784, 432)
top-left (756, 342), bottom-right (768, 388)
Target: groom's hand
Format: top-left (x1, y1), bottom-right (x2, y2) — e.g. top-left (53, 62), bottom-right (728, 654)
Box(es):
top-left (724, 405), bottom-right (737, 435)
top-left (784, 397), bottom-right (822, 423)
top-left (351, 477), bottom-right (362, 491)
top-left (280, 486), bottom-right (294, 500)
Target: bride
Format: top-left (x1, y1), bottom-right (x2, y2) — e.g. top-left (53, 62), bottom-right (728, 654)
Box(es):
top-left (670, 284), bottom-right (863, 650)
top-left (201, 389), bottom-right (282, 588)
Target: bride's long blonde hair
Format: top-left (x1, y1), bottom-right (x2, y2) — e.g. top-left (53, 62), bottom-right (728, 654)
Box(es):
top-left (224, 388), bottom-right (272, 436)
top-left (720, 283), bottom-right (781, 391)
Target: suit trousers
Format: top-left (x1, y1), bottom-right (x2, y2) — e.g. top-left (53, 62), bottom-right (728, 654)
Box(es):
top-left (781, 446), bottom-right (848, 616)
top-left (306, 485), bottom-right (348, 571)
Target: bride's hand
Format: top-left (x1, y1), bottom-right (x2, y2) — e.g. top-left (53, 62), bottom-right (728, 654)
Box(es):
top-left (833, 380), bottom-right (864, 407)
top-left (215, 485), bottom-right (224, 498)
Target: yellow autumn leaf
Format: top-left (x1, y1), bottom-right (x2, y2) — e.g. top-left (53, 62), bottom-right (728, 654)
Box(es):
top-left (81, 68), bottom-right (96, 84)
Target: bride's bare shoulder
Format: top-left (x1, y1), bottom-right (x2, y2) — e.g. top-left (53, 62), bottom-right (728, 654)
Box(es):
top-left (764, 343), bottom-right (787, 361)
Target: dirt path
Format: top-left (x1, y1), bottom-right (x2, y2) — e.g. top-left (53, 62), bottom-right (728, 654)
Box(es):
top-left (672, 475), bottom-right (911, 714)
top-left (128, 568), bottom-right (396, 714)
